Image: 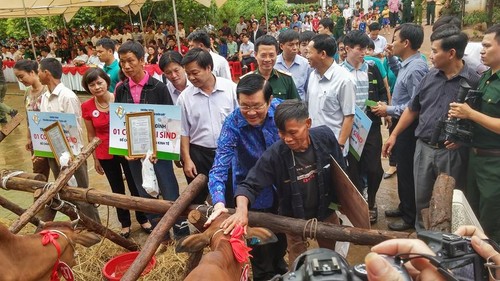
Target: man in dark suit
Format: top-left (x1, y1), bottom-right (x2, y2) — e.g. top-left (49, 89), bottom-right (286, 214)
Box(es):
top-left (250, 21), bottom-right (265, 44)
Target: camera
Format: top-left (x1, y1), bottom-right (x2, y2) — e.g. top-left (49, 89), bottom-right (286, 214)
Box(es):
top-left (430, 79), bottom-right (482, 146)
top-left (270, 248), bottom-right (410, 281)
top-left (418, 230), bottom-right (489, 281)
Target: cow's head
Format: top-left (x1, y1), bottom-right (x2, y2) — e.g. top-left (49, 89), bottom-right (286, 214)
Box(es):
top-left (176, 214), bottom-right (277, 254)
top-left (37, 221), bottom-right (101, 266)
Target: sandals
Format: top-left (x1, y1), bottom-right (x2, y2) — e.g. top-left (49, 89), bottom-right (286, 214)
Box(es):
top-left (141, 223), bottom-right (153, 234)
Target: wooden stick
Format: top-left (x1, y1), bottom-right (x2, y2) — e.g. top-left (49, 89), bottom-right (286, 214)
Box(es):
top-left (0, 114), bottom-right (23, 143)
top-left (3, 175), bottom-right (414, 245)
top-left (121, 174), bottom-right (207, 281)
top-left (9, 137), bottom-right (101, 233)
top-left (0, 170), bottom-right (47, 182)
top-left (0, 194), bottom-right (41, 227)
top-left (422, 173), bottom-right (455, 232)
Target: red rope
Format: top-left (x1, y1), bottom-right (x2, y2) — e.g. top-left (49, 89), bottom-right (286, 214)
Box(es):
top-left (40, 230), bottom-right (62, 281)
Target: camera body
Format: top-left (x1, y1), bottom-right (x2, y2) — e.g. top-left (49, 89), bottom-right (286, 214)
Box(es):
top-left (273, 248), bottom-right (410, 281)
top-left (431, 79), bottom-right (482, 146)
top-left (418, 230), bottom-right (489, 281)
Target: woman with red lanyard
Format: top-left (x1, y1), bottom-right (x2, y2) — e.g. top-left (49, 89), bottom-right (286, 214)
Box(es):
top-left (81, 67), bottom-right (152, 238)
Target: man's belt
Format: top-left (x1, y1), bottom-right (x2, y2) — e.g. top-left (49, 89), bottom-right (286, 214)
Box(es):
top-left (472, 147), bottom-right (500, 157)
top-left (420, 138), bottom-right (446, 149)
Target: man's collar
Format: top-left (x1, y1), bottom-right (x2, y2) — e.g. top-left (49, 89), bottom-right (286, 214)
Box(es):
top-left (129, 71), bottom-right (149, 87)
top-left (402, 52), bottom-right (422, 67)
top-left (46, 83), bottom-right (64, 96)
top-left (342, 59), bottom-right (368, 72)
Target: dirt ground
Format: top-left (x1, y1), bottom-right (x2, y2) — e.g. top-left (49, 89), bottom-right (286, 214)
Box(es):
top-left (0, 25), bottom-right (437, 273)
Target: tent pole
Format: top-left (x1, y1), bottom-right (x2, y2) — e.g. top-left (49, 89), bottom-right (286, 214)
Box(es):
top-left (265, 0), bottom-right (269, 33)
top-left (139, 8), bottom-right (144, 32)
top-left (128, 5), bottom-right (133, 25)
top-left (172, 0), bottom-right (182, 54)
top-left (22, 0), bottom-right (37, 58)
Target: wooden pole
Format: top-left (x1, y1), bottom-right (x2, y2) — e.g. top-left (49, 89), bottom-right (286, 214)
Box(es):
top-left (49, 201), bottom-right (140, 251)
top-left (121, 174), bottom-right (208, 281)
top-left (9, 137), bottom-right (101, 233)
top-left (1, 170), bottom-right (47, 182)
top-left (3, 175), bottom-right (414, 245)
top-left (0, 195), bottom-right (41, 227)
top-left (0, 114), bottom-right (23, 143)
top-left (421, 173), bottom-right (454, 232)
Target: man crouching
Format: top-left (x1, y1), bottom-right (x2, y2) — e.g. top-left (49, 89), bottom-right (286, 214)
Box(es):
top-left (220, 100), bottom-right (346, 264)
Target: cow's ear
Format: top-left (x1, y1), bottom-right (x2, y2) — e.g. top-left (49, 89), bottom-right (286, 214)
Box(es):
top-left (74, 230), bottom-right (101, 247)
top-left (176, 233), bottom-right (209, 253)
top-left (246, 227), bottom-right (277, 246)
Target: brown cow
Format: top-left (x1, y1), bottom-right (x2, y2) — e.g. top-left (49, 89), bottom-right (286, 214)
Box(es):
top-left (176, 214), bottom-right (277, 281)
top-left (0, 221), bottom-right (100, 281)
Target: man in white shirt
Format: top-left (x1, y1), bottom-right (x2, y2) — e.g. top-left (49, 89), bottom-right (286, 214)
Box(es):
top-left (306, 34), bottom-right (356, 156)
top-left (369, 22), bottom-right (388, 58)
top-left (235, 16), bottom-right (247, 36)
top-left (110, 28), bottom-right (123, 43)
top-left (186, 30), bottom-right (232, 80)
top-left (159, 51), bottom-right (191, 105)
top-left (239, 34), bottom-right (256, 68)
top-left (38, 58), bottom-right (101, 224)
top-left (72, 46), bottom-right (89, 66)
top-left (177, 48), bottom-right (238, 204)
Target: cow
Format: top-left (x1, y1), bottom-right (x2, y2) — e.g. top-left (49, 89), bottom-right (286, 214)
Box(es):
top-left (176, 214), bottom-right (277, 281)
top-left (0, 220), bottom-right (100, 281)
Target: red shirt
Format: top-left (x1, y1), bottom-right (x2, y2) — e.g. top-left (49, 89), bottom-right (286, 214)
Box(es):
top-left (312, 18), bottom-right (320, 32)
top-left (82, 97), bottom-right (112, 160)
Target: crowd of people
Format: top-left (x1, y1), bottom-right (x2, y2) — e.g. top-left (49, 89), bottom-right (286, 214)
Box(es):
top-left (1, 3), bottom-right (499, 280)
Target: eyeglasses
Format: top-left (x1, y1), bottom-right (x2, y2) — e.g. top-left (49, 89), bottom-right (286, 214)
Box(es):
top-left (240, 103), bottom-right (267, 112)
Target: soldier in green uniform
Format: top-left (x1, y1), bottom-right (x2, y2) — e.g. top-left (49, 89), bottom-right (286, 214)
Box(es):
top-left (402, 0), bottom-right (413, 23)
top-left (244, 35), bottom-right (299, 100)
top-left (413, 0), bottom-right (423, 25)
top-left (448, 24), bottom-right (500, 243)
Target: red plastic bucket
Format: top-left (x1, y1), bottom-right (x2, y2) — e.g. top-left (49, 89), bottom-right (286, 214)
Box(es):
top-left (102, 251), bottom-right (156, 281)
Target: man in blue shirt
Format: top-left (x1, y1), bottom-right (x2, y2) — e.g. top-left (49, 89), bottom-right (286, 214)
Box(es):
top-left (372, 23), bottom-right (429, 231)
top-left (275, 30), bottom-right (312, 101)
top-left (205, 74), bottom-right (287, 280)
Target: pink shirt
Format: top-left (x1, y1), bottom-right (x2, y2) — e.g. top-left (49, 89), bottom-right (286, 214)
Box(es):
top-left (389, 0), bottom-right (400, 13)
top-left (129, 71), bottom-right (150, 104)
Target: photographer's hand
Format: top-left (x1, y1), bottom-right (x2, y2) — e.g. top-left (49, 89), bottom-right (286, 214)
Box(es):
top-left (455, 225), bottom-right (500, 280)
top-left (367, 239), bottom-right (445, 281)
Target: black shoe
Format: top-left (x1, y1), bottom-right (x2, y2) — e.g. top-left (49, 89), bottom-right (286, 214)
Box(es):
top-left (9, 109), bottom-right (18, 118)
top-left (369, 206), bottom-right (378, 224)
top-left (119, 227), bottom-right (131, 238)
top-left (385, 209), bottom-right (403, 217)
top-left (141, 223), bottom-right (153, 234)
top-left (0, 118), bottom-right (7, 124)
top-left (388, 220), bottom-right (414, 231)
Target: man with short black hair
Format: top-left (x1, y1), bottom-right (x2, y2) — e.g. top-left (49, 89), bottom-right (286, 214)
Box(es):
top-left (250, 21), bottom-right (265, 44)
top-left (115, 41), bottom-right (184, 237)
top-left (206, 74), bottom-right (287, 280)
top-left (38, 58), bottom-right (101, 224)
top-left (341, 30), bottom-right (387, 223)
top-left (187, 30), bottom-right (231, 80)
top-left (239, 33), bottom-right (256, 68)
top-left (384, 25), bottom-right (480, 230)
top-left (372, 23), bottom-right (429, 231)
top-left (448, 24), bottom-right (500, 243)
top-left (96, 38), bottom-right (120, 92)
top-left (235, 16), bottom-right (247, 36)
top-left (275, 30), bottom-right (312, 100)
top-left (178, 48), bottom-right (238, 205)
top-left (317, 18), bottom-right (334, 37)
top-left (299, 31), bottom-right (315, 57)
top-left (368, 22), bottom-right (387, 58)
top-left (306, 34), bottom-right (356, 156)
top-left (246, 35), bottom-right (299, 100)
top-left (220, 100), bottom-right (346, 268)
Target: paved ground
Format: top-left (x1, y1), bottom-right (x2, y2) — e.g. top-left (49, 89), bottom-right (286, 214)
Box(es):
top-left (0, 24), bottom-right (437, 267)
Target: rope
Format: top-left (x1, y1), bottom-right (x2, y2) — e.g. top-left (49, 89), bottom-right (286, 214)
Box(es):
top-left (84, 188), bottom-right (100, 208)
top-left (302, 218), bottom-right (318, 241)
top-left (1, 171), bottom-right (24, 190)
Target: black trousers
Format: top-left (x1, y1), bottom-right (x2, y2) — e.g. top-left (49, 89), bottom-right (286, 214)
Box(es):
top-left (389, 12), bottom-right (398, 27)
top-left (99, 156), bottom-right (148, 227)
top-left (393, 118), bottom-right (418, 225)
top-left (346, 124), bottom-right (384, 209)
top-left (249, 209), bottom-right (288, 281)
top-left (187, 144), bottom-right (234, 207)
